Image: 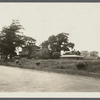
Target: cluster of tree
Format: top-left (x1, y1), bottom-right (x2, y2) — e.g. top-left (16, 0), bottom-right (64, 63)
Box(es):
top-left (81, 50), bottom-right (99, 58)
top-left (41, 33), bottom-right (74, 52)
top-left (37, 33), bottom-right (75, 59)
top-left (0, 20), bottom-right (82, 60)
top-left (0, 20), bottom-right (35, 59)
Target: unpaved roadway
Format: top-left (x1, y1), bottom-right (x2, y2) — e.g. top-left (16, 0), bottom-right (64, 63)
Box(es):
top-left (0, 65), bottom-right (100, 92)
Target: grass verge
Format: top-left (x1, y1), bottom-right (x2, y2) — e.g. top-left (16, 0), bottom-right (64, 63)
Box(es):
top-left (1, 58), bottom-right (100, 78)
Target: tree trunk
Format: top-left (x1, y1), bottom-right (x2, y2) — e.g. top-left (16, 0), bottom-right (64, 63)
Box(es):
top-left (10, 54), bottom-right (12, 59)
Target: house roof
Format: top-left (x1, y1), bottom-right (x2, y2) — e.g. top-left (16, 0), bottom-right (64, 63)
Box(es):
top-left (60, 55), bottom-right (83, 58)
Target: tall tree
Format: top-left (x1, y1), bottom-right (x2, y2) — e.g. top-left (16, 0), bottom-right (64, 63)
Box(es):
top-left (89, 51), bottom-right (99, 57)
top-left (0, 20), bottom-right (24, 59)
top-left (41, 32), bottom-right (75, 53)
top-left (81, 51), bottom-right (89, 57)
top-left (41, 40), bottom-right (49, 49)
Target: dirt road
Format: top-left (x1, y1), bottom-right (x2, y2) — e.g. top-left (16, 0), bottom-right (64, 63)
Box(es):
top-left (0, 65), bottom-right (100, 92)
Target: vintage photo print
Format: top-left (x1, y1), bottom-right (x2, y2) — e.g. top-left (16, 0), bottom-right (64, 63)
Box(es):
top-left (0, 3), bottom-right (100, 98)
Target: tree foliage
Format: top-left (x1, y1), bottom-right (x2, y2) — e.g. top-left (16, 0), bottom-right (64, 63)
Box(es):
top-left (40, 32), bottom-right (75, 59)
top-left (41, 40), bottom-right (49, 49)
top-left (35, 48), bottom-right (50, 59)
top-left (0, 20), bottom-right (24, 59)
top-left (21, 35), bottom-right (36, 46)
top-left (41, 32), bottom-right (75, 53)
top-left (89, 51), bottom-right (99, 57)
top-left (81, 51), bottom-right (89, 57)
top-left (52, 52), bottom-right (60, 59)
top-left (81, 51), bottom-right (99, 58)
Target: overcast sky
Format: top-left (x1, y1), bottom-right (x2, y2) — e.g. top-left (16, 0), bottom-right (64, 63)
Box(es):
top-left (0, 3), bottom-right (100, 53)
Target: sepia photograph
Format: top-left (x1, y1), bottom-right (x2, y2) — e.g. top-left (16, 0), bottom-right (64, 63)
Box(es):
top-left (0, 2), bottom-right (100, 97)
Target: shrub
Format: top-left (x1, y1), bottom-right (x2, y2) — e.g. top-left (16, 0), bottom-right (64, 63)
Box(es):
top-left (36, 62), bottom-right (41, 66)
top-left (15, 59), bottom-right (20, 64)
top-left (76, 61), bottom-right (87, 70)
top-left (52, 52), bottom-right (60, 59)
top-left (35, 48), bottom-right (50, 59)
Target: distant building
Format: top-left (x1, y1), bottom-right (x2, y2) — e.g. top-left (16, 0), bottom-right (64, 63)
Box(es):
top-left (19, 36), bottom-right (41, 58)
top-left (60, 55), bottom-right (83, 60)
top-left (60, 50), bottom-right (83, 60)
top-left (19, 45), bottom-right (40, 57)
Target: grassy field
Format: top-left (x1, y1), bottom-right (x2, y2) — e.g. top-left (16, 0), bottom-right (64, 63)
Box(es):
top-left (1, 58), bottom-right (100, 78)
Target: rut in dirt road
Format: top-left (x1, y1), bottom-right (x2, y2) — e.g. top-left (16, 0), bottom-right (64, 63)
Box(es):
top-left (0, 65), bottom-right (100, 92)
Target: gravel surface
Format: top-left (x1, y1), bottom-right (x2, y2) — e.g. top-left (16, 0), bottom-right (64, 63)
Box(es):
top-left (0, 65), bottom-right (100, 92)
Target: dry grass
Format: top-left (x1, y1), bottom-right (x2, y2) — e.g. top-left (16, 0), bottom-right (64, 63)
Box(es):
top-left (19, 58), bottom-right (100, 74)
top-left (1, 58), bottom-right (100, 78)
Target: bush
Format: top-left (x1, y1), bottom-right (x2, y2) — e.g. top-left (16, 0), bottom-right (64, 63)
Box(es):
top-left (36, 62), bottom-right (41, 66)
top-left (52, 52), bottom-right (60, 59)
top-left (35, 48), bottom-right (50, 59)
top-left (76, 61), bottom-right (87, 70)
top-left (15, 59), bottom-right (20, 64)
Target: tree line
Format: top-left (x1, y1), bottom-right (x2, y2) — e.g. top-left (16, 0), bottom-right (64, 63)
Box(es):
top-left (81, 51), bottom-right (99, 58)
top-left (38, 33), bottom-right (81, 59)
top-left (0, 20), bottom-right (99, 59)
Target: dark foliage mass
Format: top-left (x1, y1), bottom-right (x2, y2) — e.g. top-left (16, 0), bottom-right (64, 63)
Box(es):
top-left (34, 48), bottom-right (50, 59)
top-left (0, 20), bottom-right (76, 60)
top-left (0, 20), bottom-right (24, 59)
top-left (52, 52), bottom-right (60, 59)
top-left (41, 33), bottom-right (74, 52)
top-left (40, 32), bottom-right (75, 59)
top-left (76, 61), bottom-right (87, 70)
top-left (0, 20), bottom-right (35, 59)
